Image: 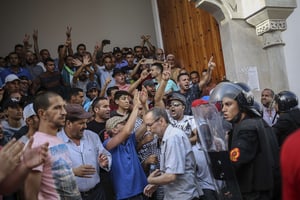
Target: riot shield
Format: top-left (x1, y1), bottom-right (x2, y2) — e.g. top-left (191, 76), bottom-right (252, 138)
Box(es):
top-left (192, 102), bottom-right (242, 200)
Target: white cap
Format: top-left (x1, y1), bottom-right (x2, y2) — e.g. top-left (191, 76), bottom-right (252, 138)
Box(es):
top-left (23, 103), bottom-right (36, 121)
top-left (4, 74), bottom-right (20, 85)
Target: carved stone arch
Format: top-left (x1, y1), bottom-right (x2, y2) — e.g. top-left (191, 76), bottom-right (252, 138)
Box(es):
top-left (190, 0), bottom-right (297, 95)
top-left (192, 0), bottom-right (227, 22)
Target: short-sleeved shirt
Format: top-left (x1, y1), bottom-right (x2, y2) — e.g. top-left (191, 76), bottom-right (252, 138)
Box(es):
top-left (103, 133), bottom-right (147, 200)
top-left (31, 132), bottom-right (81, 200)
top-left (160, 125), bottom-right (201, 200)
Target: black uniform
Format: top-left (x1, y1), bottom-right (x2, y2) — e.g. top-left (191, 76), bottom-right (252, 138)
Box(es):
top-left (228, 117), bottom-right (276, 199)
top-left (272, 108), bottom-right (300, 146)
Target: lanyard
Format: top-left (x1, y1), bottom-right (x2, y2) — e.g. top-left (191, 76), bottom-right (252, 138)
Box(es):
top-left (64, 65), bottom-right (75, 75)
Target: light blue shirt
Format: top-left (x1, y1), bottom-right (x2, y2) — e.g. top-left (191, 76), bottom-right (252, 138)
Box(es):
top-left (57, 129), bottom-right (112, 192)
top-left (154, 78), bottom-right (179, 94)
top-left (161, 125), bottom-right (201, 200)
top-left (96, 66), bottom-right (116, 91)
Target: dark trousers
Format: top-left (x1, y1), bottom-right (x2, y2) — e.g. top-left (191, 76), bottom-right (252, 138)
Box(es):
top-left (80, 182), bottom-right (106, 200)
top-left (202, 189), bottom-right (219, 200)
top-left (242, 191), bottom-right (272, 200)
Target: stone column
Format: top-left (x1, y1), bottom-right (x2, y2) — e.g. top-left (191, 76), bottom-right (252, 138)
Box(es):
top-left (256, 19), bottom-right (289, 90)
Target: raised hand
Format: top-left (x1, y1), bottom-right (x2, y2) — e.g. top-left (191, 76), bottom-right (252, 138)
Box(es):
top-left (66, 26), bottom-right (72, 38)
top-left (23, 34), bottom-right (32, 49)
top-left (82, 55), bottom-right (92, 66)
top-left (94, 42), bottom-right (101, 52)
top-left (162, 63), bottom-right (171, 81)
top-left (22, 137), bottom-right (49, 169)
top-left (65, 37), bottom-right (72, 47)
top-left (208, 56), bottom-right (216, 69)
top-left (145, 35), bottom-right (151, 40)
top-left (133, 90), bottom-right (142, 108)
top-left (140, 85), bottom-right (148, 105)
top-left (32, 29), bottom-right (38, 41)
top-left (72, 58), bottom-right (82, 67)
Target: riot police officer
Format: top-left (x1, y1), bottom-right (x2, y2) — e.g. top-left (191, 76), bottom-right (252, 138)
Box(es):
top-left (210, 82), bottom-right (277, 200)
top-left (272, 90), bottom-right (300, 147)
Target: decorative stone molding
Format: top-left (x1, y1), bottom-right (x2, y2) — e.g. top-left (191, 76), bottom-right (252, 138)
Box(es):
top-left (256, 19), bottom-right (287, 36)
top-left (225, 0), bottom-right (237, 12)
top-left (262, 31), bottom-right (285, 49)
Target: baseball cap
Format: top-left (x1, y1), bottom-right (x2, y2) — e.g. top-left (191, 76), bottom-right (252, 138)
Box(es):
top-left (86, 81), bottom-right (100, 92)
top-left (191, 99), bottom-right (209, 107)
top-left (66, 104), bottom-right (93, 120)
top-left (113, 47), bottom-right (122, 54)
top-left (143, 79), bottom-right (156, 87)
top-left (23, 103), bottom-right (36, 120)
top-left (167, 93), bottom-right (187, 106)
top-left (112, 68), bottom-right (125, 77)
top-left (4, 74), bottom-right (20, 86)
top-left (106, 115), bottom-right (128, 131)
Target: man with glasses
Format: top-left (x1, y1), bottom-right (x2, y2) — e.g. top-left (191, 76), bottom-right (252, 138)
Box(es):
top-left (143, 107), bottom-right (202, 200)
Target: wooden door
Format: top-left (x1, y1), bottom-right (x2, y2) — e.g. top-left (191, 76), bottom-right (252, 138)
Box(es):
top-left (157, 0), bottom-right (226, 83)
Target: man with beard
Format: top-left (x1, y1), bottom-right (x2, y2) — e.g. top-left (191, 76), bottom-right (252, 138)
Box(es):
top-left (87, 97), bottom-right (111, 142)
top-left (176, 56), bottom-right (215, 115)
top-left (143, 107), bottom-right (202, 200)
top-left (261, 88), bottom-right (278, 126)
top-left (25, 92), bottom-right (81, 200)
top-left (57, 104), bottom-right (111, 200)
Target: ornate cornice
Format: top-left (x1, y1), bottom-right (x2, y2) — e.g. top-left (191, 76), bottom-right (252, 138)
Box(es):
top-left (256, 19), bottom-right (287, 36)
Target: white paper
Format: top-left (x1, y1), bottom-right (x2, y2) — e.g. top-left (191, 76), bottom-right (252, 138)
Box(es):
top-left (247, 66), bottom-right (260, 91)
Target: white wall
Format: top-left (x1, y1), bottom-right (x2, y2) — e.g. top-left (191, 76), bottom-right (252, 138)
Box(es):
top-left (283, 5), bottom-right (300, 97)
top-left (0, 0), bottom-right (157, 57)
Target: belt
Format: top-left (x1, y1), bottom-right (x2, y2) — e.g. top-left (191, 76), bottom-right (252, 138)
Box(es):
top-left (80, 182), bottom-right (100, 197)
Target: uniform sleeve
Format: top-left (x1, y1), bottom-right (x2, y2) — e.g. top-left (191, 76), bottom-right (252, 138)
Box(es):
top-left (229, 129), bottom-right (258, 169)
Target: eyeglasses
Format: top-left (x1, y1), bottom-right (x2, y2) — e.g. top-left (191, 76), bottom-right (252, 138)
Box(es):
top-left (169, 102), bottom-right (182, 107)
top-left (145, 117), bottom-right (160, 128)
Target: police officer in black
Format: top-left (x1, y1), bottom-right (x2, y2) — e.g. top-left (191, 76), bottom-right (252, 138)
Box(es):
top-left (210, 82), bottom-right (278, 200)
top-left (272, 90), bottom-right (300, 147)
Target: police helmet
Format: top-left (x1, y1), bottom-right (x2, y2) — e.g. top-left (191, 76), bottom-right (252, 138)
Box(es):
top-left (275, 90), bottom-right (298, 112)
top-left (209, 82), bottom-right (261, 117)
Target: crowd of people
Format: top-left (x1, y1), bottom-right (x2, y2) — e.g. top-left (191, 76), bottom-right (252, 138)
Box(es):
top-left (0, 27), bottom-right (300, 200)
